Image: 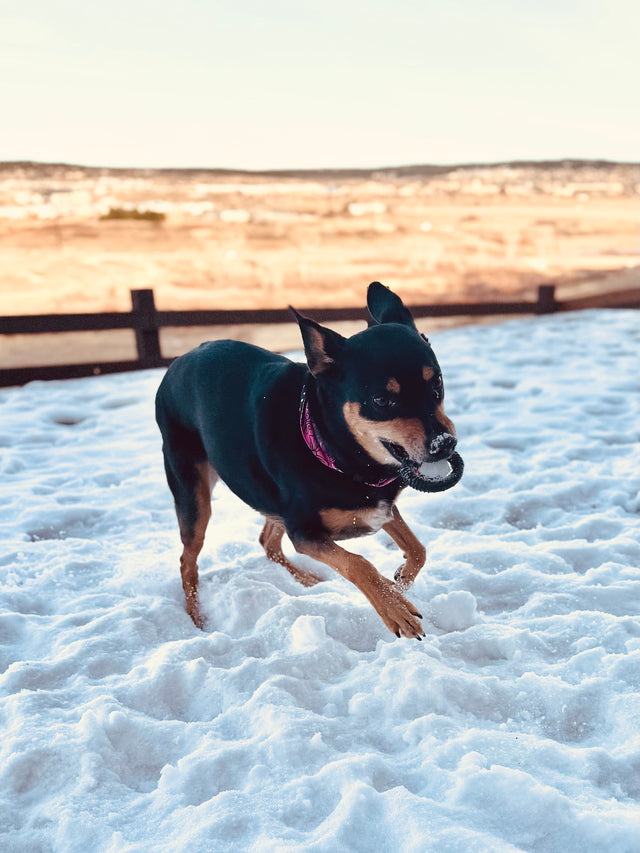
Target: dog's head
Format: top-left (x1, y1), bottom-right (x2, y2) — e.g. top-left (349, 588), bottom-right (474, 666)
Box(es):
top-left (294, 282), bottom-right (463, 491)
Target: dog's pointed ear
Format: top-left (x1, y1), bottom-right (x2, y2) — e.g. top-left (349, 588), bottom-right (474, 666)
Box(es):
top-left (367, 281), bottom-right (417, 329)
top-left (290, 308), bottom-right (346, 376)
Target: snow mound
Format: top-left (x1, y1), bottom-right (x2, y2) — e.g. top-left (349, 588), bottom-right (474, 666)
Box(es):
top-left (427, 589), bottom-right (479, 631)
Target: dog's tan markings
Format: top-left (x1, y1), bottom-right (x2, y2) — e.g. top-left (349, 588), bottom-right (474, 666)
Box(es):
top-left (435, 402), bottom-right (456, 435)
top-left (259, 516), bottom-right (323, 586)
top-left (292, 537), bottom-right (424, 639)
top-left (386, 377), bottom-right (401, 394)
top-left (383, 505), bottom-right (427, 589)
top-left (320, 503), bottom-right (393, 540)
top-left (178, 461), bottom-right (218, 629)
top-left (422, 366), bottom-right (434, 382)
top-left (343, 402), bottom-right (427, 464)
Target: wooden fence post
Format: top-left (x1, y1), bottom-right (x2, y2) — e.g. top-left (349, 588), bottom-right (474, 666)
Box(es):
top-left (536, 284), bottom-right (557, 314)
top-left (131, 289), bottom-right (162, 365)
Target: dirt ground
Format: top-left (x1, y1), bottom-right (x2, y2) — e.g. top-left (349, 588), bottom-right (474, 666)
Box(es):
top-left (0, 161), bottom-right (637, 367)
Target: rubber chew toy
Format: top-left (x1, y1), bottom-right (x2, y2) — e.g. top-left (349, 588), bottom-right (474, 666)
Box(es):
top-left (399, 452), bottom-right (464, 493)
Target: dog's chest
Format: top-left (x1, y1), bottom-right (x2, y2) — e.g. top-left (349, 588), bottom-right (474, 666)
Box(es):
top-left (319, 501), bottom-right (394, 540)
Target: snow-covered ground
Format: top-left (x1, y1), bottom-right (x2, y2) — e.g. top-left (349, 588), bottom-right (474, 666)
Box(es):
top-left (0, 309), bottom-right (638, 853)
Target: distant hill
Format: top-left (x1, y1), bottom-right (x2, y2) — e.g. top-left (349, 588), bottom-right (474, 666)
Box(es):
top-left (0, 158), bottom-right (637, 181)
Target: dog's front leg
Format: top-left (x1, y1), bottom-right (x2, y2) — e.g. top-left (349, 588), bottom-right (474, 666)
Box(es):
top-left (383, 505), bottom-right (427, 591)
top-left (291, 535), bottom-right (425, 639)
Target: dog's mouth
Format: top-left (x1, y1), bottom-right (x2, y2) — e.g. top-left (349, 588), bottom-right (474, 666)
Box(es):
top-left (381, 440), bottom-right (464, 493)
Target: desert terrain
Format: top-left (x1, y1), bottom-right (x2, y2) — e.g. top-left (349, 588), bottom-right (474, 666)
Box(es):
top-left (0, 160), bottom-right (637, 366)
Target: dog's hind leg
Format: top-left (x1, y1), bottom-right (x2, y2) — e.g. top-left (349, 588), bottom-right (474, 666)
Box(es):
top-left (383, 505), bottom-right (427, 590)
top-left (162, 430), bottom-right (218, 628)
top-left (177, 461), bottom-right (217, 628)
top-left (259, 517), bottom-right (323, 587)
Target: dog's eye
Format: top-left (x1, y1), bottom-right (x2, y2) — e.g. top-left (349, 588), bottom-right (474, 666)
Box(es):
top-left (432, 377), bottom-right (444, 401)
top-left (373, 394), bottom-right (398, 409)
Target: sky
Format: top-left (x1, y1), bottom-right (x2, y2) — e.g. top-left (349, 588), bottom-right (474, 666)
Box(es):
top-left (1, 0), bottom-right (638, 171)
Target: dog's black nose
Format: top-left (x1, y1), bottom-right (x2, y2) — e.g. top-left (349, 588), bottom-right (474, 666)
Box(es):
top-left (429, 433), bottom-right (457, 459)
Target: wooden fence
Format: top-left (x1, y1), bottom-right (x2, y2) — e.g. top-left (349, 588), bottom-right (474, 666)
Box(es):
top-left (0, 284), bottom-right (637, 387)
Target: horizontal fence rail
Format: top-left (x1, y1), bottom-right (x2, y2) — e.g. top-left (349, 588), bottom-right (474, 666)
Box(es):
top-left (0, 284), bottom-right (637, 387)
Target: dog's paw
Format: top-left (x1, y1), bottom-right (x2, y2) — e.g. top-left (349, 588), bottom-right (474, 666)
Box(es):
top-left (283, 563), bottom-right (324, 587)
top-left (186, 596), bottom-right (206, 631)
top-left (393, 553), bottom-right (425, 589)
top-left (297, 571), bottom-right (324, 587)
top-left (393, 569), bottom-right (412, 592)
top-left (375, 579), bottom-right (425, 640)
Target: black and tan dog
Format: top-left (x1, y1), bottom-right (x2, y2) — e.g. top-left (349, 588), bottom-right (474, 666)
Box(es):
top-left (155, 282), bottom-right (463, 639)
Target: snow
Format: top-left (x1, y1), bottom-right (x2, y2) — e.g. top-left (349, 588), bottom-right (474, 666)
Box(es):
top-left (418, 459), bottom-right (452, 480)
top-left (1, 309), bottom-right (638, 853)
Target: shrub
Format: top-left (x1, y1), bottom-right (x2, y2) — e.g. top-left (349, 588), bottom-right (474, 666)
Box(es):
top-left (99, 207), bottom-right (165, 222)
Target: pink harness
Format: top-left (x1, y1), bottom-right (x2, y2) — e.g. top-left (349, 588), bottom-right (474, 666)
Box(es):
top-left (299, 386), bottom-right (397, 488)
